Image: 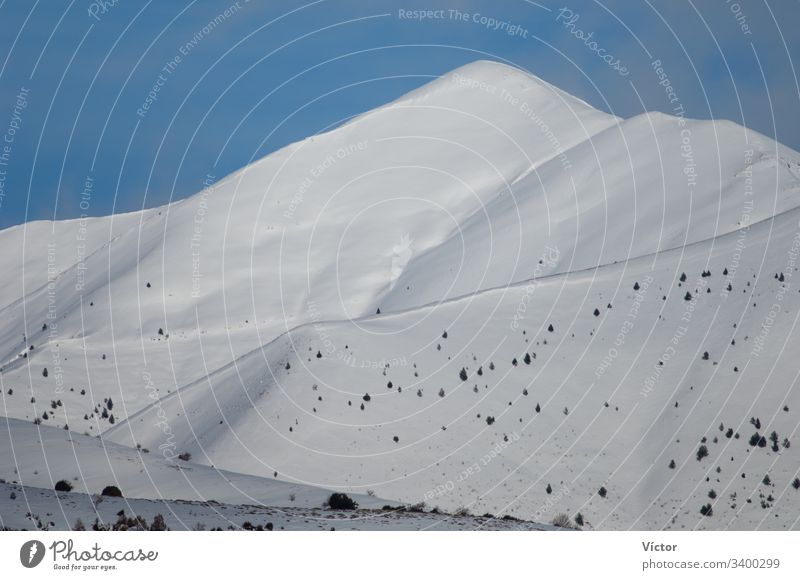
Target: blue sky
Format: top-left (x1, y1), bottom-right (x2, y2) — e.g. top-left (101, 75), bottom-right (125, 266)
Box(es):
top-left (0, 0), bottom-right (797, 228)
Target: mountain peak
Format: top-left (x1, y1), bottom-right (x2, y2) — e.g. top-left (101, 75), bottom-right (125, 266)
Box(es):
top-left (389, 59), bottom-right (604, 116)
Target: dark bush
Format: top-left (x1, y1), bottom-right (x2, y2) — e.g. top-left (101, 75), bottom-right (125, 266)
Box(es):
top-left (328, 492), bottom-right (358, 510)
top-left (150, 514), bottom-right (168, 531)
top-left (101, 485), bottom-right (123, 497)
top-left (55, 479), bottom-right (73, 492)
top-left (551, 513), bottom-right (572, 528)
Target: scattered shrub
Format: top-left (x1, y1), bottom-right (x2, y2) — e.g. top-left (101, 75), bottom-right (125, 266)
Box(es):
top-left (101, 485), bottom-right (123, 497)
top-left (328, 492), bottom-right (358, 510)
top-left (551, 513), bottom-right (573, 528)
top-left (55, 480), bottom-right (73, 492)
top-left (150, 514), bottom-right (168, 531)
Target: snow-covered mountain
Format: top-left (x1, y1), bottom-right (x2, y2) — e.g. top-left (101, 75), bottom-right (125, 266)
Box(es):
top-left (2, 60), bottom-right (800, 530)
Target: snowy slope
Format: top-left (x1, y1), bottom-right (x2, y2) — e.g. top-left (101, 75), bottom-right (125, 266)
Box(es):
top-left (1, 61), bottom-right (798, 439)
top-left (106, 203), bottom-right (800, 530)
top-left (384, 113), bottom-right (800, 309)
top-left (1, 60), bottom-right (800, 530)
top-left (0, 417), bottom-right (386, 509)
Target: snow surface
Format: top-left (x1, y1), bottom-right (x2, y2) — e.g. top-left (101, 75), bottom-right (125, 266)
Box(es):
top-left (1, 60), bottom-right (800, 530)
